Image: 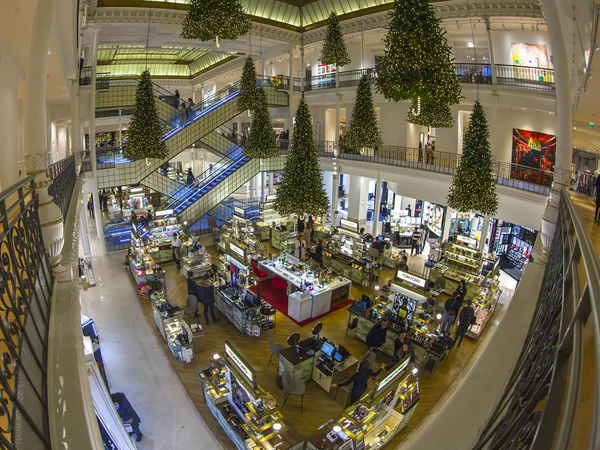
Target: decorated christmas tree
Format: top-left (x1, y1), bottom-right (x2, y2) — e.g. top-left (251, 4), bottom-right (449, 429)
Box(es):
top-left (238, 56), bottom-right (259, 113)
top-left (320, 12), bottom-right (351, 68)
top-left (244, 87), bottom-right (279, 159)
top-left (447, 100), bottom-right (498, 215)
top-left (345, 75), bottom-right (382, 153)
top-left (376, 0), bottom-right (461, 107)
top-left (124, 70), bottom-right (168, 160)
top-left (274, 97), bottom-right (329, 217)
top-left (407, 98), bottom-right (455, 128)
top-left (181, 0), bottom-right (251, 47)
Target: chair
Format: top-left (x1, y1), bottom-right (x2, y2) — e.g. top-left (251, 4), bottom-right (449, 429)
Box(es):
top-left (267, 339), bottom-right (286, 369)
top-left (272, 276), bottom-right (287, 290)
top-left (282, 370), bottom-right (306, 413)
top-left (252, 264), bottom-right (269, 282)
top-left (183, 295), bottom-right (199, 325)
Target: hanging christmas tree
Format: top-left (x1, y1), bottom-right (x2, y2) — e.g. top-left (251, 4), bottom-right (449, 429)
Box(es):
top-left (407, 98), bottom-right (455, 128)
top-left (238, 56), bottom-right (259, 113)
top-left (124, 70), bottom-right (168, 160)
top-left (375, 0), bottom-right (461, 106)
top-left (244, 87), bottom-right (279, 159)
top-left (345, 75), bottom-right (382, 154)
top-left (320, 12), bottom-right (351, 68)
top-left (447, 100), bottom-right (498, 215)
top-left (274, 97), bottom-right (329, 217)
top-left (181, 0), bottom-right (252, 47)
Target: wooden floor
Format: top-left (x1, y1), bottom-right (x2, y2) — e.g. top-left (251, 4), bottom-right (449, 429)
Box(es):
top-left (133, 244), bottom-right (501, 449)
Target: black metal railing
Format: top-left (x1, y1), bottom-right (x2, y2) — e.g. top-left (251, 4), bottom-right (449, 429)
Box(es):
top-left (47, 155), bottom-right (77, 218)
top-left (79, 66), bottom-right (91, 86)
top-left (454, 63), bottom-right (493, 84)
top-left (291, 65), bottom-right (554, 93)
top-left (475, 187), bottom-right (600, 449)
top-left (495, 64), bottom-right (555, 92)
top-left (79, 66), bottom-right (110, 90)
top-left (0, 176), bottom-right (54, 449)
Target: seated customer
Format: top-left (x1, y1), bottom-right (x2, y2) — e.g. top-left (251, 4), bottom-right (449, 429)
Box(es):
top-left (332, 361), bottom-right (386, 405)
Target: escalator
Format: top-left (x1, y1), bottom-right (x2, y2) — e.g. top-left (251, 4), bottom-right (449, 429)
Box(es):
top-left (95, 81), bottom-right (288, 189)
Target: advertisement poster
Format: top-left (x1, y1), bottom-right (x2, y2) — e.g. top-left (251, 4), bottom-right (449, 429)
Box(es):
top-left (511, 128), bottom-right (555, 186)
top-left (422, 201), bottom-right (444, 237)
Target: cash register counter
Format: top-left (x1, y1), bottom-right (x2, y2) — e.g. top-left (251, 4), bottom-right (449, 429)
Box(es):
top-left (259, 259), bottom-right (351, 320)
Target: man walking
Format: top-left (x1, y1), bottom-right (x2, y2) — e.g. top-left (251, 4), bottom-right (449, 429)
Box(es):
top-left (455, 300), bottom-right (477, 346)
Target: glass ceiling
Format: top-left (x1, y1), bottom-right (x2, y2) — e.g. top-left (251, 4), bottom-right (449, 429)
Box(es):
top-left (97, 0), bottom-right (395, 27)
top-left (96, 45), bottom-right (236, 77)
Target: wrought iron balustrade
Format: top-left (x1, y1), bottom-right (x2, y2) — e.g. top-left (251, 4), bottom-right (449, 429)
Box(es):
top-left (453, 63), bottom-right (493, 84)
top-left (0, 176), bottom-right (54, 449)
top-left (47, 155), bottom-right (77, 218)
top-left (475, 187), bottom-right (600, 449)
top-left (495, 64), bottom-right (556, 92)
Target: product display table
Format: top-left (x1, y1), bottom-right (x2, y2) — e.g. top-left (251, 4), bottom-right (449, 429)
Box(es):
top-left (278, 347), bottom-right (315, 381)
top-left (151, 298), bottom-right (194, 364)
top-left (259, 259), bottom-right (352, 318)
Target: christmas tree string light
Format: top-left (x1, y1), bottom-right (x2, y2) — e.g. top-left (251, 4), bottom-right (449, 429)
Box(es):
top-left (244, 87), bottom-right (280, 159)
top-left (181, 0), bottom-right (251, 47)
top-left (447, 100), bottom-right (498, 215)
top-left (345, 75), bottom-right (382, 153)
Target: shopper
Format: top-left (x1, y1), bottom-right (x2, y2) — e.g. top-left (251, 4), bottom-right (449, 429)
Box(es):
top-left (111, 392), bottom-right (143, 442)
top-left (296, 215), bottom-right (305, 233)
top-left (410, 227), bottom-right (421, 256)
top-left (197, 274), bottom-right (219, 324)
top-left (295, 235), bottom-right (306, 261)
top-left (87, 197), bottom-right (94, 219)
top-left (406, 204), bottom-right (412, 217)
top-left (453, 279), bottom-right (468, 303)
top-left (455, 299), bottom-right (477, 346)
top-left (393, 331), bottom-right (413, 362)
top-left (332, 361), bottom-right (386, 405)
top-left (595, 174), bottom-right (600, 224)
top-left (171, 232), bottom-right (182, 270)
top-left (395, 256), bottom-right (409, 273)
top-left (186, 168), bottom-right (194, 186)
top-left (417, 227), bottom-right (426, 255)
top-left (364, 317), bottom-right (388, 370)
top-left (441, 294), bottom-right (461, 335)
top-left (187, 272), bottom-right (198, 297)
top-left (146, 209), bottom-right (153, 222)
top-left (179, 102), bottom-right (188, 126)
top-left (174, 89), bottom-right (180, 109)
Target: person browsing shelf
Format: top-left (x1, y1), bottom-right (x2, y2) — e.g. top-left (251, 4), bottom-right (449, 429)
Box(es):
top-left (441, 294), bottom-right (461, 335)
top-left (171, 233), bottom-right (182, 270)
top-left (453, 279), bottom-right (467, 303)
top-left (332, 361), bottom-right (387, 405)
top-left (393, 331), bottom-right (413, 362)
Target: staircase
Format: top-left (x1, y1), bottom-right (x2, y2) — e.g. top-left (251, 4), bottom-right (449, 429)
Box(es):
top-left (95, 82), bottom-right (288, 189)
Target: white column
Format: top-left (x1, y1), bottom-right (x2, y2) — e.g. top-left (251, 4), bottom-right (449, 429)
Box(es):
top-left (335, 64), bottom-right (341, 150)
top-left (484, 17), bottom-right (497, 85)
top-left (373, 174), bottom-right (382, 236)
top-left (442, 207), bottom-right (453, 242)
top-left (538, 0), bottom-right (572, 261)
top-left (331, 172), bottom-right (339, 226)
top-left (261, 171), bottom-right (266, 202)
top-left (347, 175), bottom-right (368, 227)
top-left (70, 79), bottom-right (80, 155)
top-left (80, 200), bottom-right (92, 259)
top-left (0, 48), bottom-right (21, 190)
top-left (117, 115), bottom-right (122, 147)
top-left (249, 176), bottom-right (256, 198)
top-left (479, 215), bottom-right (491, 252)
top-left (89, 28), bottom-right (107, 255)
top-left (268, 173), bottom-right (274, 195)
top-left (23, 0), bottom-right (68, 277)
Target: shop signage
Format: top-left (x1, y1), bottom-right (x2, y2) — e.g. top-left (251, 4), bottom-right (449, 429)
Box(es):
top-left (154, 209), bottom-right (174, 217)
top-left (340, 218), bottom-right (359, 232)
top-left (396, 271), bottom-right (426, 288)
top-left (376, 355), bottom-right (410, 393)
top-left (224, 341), bottom-right (256, 388)
top-left (265, 194), bottom-right (277, 203)
top-left (457, 235), bottom-right (478, 248)
top-left (130, 187), bottom-right (144, 194)
top-left (229, 243), bottom-right (244, 259)
top-left (234, 206), bottom-right (245, 217)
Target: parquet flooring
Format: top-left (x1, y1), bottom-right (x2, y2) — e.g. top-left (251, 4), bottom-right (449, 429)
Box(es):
top-left (132, 243), bottom-right (499, 449)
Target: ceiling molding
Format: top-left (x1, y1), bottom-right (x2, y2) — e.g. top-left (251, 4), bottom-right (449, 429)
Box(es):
top-left (191, 57), bottom-right (247, 86)
top-left (435, 0), bottom-right (543, 20)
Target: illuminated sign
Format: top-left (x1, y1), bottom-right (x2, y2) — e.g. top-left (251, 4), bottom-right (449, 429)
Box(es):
top-left (229, 243), bottom-right (244, 259)
top-left (457, 235), bottom-right (478, 248)
top-left (154, 209), bottom-right (174, 217)
top-left (377, 355), bottom-right (410, 393)
top-left (224, 341), bottom-right (256, 388)
top-left (234, 207), bottom-right (245, 217)
top-left (130, 187), bottom-right (144, 194)
top-left (396, 271), bottom-right (426, 288)
top-left (340, 219), bottom-right (359, 232)
top-left (265, 194), bottom-right (277, 203)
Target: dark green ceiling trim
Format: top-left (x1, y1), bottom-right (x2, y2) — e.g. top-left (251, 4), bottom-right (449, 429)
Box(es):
top-left (190, 55), bottom-right (238, 77)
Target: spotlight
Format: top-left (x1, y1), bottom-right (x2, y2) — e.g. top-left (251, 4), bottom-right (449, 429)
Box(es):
top-left (213, 353), bottom-right (220, 360)
top-left (436, 313), bottom-right (442, 320)
top-left (412, 367), bottom-right (419, 375)
top-left (273, 423), bottom-right (282, 432)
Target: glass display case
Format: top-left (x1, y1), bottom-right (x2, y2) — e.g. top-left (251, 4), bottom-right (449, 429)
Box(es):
top-left (151, 296), bottom-right (194, 363)
top-left (443, 243), bottom-right (483, 276)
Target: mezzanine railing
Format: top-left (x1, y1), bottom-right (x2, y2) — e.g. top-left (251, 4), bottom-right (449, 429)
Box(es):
top-left (47, 155), bottom-right (77, 218)
top-left (475, 187), bottom-right (600, 449)
top-left (0, 176), bottom-right (54, 449)
top-left (282, 64), bottom-right (555, 93)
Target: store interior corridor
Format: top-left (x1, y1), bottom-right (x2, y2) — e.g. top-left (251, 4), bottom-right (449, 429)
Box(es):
top-left (80, 221), bottom-right (223, 450)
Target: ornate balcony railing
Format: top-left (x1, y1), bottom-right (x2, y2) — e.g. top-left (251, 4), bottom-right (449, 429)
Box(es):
top-left (475, 187), bottom-right (600, 449)
top-left (47, 155), bottom-right (77, 219)
top-left (0, 176), bottom-right (54, 449)
top-left (495, 64), bottom-right (555, 92)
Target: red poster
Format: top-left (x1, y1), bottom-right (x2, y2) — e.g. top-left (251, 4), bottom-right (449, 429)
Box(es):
top-left (511, 128), bottom-right (555, 186)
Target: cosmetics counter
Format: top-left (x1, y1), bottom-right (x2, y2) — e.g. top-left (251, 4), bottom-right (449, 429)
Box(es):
top-left (307, 355), bottom-right (420, 450)
top-left (199, 342), bottom-right (303, 450)
top-left (466, 281), bottom-right (501, 340)
top-left (256, 195), bottom-right (287, 241)
top-left (214, 284), bottom-right (276, 337)
top-left (180, 243), bottom-right (213, 279)
top-left (151, 292), bottom-right (195, 363)
top-left (258, 254), bottom-right (352, 320)
top-left (128, 241), bottom-right (164, 286)
top-left (142, 216), bottom-right (182, 264)
top-left (271, 227), bottom-right (299, 252)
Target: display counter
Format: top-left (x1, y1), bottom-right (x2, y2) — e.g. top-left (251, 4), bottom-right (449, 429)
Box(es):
top-left (151, 295), bottom-right (194, 363)
top-left (271, 228), bottom-right (298, 252)
top-left (259, 257), bottom-right (352, 318)
top-left (214, 284), bottom-right (276, 337)
top-left (466, 282), bottom-right (501, 339)
top-left (278, 346), bottom-right (315, 381)
top-left (128, 252), bottom-right (163, 286)
top-left (322, 252), bottom-right (373, 286)
top-left (180, 245), bottom-right (212, 278)
top-left (199, 342), bottom-right (302, 450)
